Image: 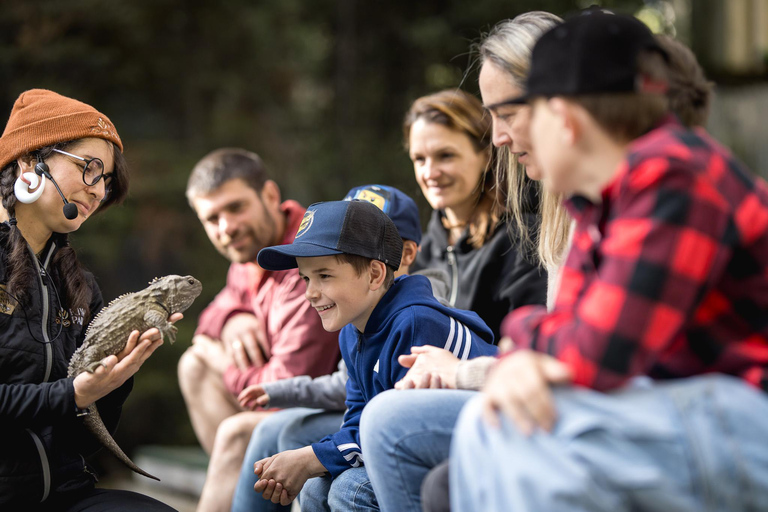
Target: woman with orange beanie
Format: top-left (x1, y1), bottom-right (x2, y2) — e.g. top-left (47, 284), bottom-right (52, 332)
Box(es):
top-left (0, 89), bottom-right (178, 510)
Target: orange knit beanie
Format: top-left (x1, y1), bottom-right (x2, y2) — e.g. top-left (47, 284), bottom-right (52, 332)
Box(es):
top-left (0, 89), bottom-right (123, 170)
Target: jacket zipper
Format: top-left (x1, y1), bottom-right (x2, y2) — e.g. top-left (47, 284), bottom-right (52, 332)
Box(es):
top-left (446, 246), bottom-right (458, 306)
top-left (27, 242), bottom-right (56, 503)
top-left (81, 455), bottom-right (99, 483)
top-left (356, 331), bottom-right (366, 398)
top-left (30, 243), bottom-right (56, 382)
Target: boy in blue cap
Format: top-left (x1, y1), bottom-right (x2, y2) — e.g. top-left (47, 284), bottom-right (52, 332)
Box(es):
top-left (231, 184), bottom-right (449, 512)
top-left (252, 197), bottom-right (497, 507)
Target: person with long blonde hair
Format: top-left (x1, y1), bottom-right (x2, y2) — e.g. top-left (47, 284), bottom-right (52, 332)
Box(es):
top-left (359, 12), bottom-right (564, 512)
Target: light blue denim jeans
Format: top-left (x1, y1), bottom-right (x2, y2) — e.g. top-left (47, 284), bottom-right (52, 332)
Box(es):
top-left (359, 389), bottom-right (477, 512)
top-left (231, 408), bottom-right (343, 512)
top-left (301, 466), bottom-right (378, 512)
top-left (451, 374), bottom-right (768, 512)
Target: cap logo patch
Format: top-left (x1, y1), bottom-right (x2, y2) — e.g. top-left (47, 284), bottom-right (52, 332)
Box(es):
top-left (353, 189), bottom-right (387, 212)
top-left (295, 210), bottom-right (315, 238)
top-left (90, 117), bottom-right (119, 141)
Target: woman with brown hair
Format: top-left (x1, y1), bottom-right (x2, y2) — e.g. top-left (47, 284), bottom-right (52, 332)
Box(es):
top-left (0, 89), bottom-right (180, 510)
top-left (405, 88), bottom-right (547, 342)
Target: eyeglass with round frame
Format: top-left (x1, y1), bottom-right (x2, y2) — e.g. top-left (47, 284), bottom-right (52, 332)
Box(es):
top-left (51, 148), bottom-right (112, 197)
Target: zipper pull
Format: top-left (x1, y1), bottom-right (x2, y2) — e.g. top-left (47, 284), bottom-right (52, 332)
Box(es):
top-left (39, 267), bottom-right (47, 278)
top-left (357, 331), bottom-right (364, 352)
top-left (83, 464), bottom-right (99, 483)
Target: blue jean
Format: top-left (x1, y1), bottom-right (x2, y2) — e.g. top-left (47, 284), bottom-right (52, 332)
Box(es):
top-left (451, 374), bottom-right (768, 512)
top-left (231, 408), bottom-right (343, 512)
top-left (301, 466), bottom-right (378, 512)
top-left (359, 389), bottom-right (477, 512)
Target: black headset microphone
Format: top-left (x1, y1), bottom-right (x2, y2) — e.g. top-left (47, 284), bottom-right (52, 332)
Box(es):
top-left (34, 162), bottom-right (78, 220)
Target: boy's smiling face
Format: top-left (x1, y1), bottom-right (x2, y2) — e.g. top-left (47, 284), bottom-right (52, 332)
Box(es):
top-left (297, 255), bottom-right (378, 333)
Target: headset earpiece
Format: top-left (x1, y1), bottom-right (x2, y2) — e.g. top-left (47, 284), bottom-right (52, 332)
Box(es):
top-left (14, 171), bottom-right (46, 203)
top-left (34, 161), bottom-right (49, 177)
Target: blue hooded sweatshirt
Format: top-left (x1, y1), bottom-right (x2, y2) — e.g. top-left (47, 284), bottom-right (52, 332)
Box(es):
top-left (311, 274), bottom-right (498, 478)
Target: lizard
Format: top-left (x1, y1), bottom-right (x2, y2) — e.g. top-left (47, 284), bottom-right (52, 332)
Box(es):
top-left (68, 274), bottom-right (203, 481)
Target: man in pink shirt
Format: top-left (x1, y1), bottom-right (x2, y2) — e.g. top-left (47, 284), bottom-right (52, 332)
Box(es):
top-left (178, 148), bottom-right (339, 511)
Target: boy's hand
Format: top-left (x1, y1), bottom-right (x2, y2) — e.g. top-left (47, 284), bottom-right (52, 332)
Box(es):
top-left (253, 446), bottom-right (326, 505)
top-left (238, 384), bottom-right (270, 409)
top-left (395, 345), bottom-right (459, 389)
top-left (481, 350), bottom-right (572, 435)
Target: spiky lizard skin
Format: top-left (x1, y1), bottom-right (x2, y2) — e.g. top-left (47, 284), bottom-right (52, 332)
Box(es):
top-left (68, 275), bottom-right (202, 481)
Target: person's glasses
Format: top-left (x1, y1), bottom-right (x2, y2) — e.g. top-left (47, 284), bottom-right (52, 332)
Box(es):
top-left (52, 148), bottom-right (109, 187)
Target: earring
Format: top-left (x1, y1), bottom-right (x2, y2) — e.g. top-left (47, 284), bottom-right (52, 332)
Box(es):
top-left (14, 172), bottom-right (46, 203)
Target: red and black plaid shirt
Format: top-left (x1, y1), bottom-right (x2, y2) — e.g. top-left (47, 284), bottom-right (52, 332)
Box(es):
top-left (502, 117), bottom-right (768, 392)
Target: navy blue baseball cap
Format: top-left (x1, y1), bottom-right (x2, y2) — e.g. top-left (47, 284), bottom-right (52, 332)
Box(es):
top-left (343, 184), bottom-right (422, 245)
top-left (257, 200), bottom-right (404, 271)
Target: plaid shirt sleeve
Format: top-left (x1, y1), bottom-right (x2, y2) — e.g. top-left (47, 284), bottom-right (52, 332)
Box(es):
top-left (503, 148), bottom-right (735, 391)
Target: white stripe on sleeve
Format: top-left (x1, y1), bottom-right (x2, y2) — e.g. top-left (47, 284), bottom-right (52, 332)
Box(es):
top-left (460, 324), bottom-right (472, 360)
top-left (343, 451), bottom-right (364, 467)
top-left (452, 322), bottom-right (464, 357)
top-left (444, 317), bottom-right (456, 352)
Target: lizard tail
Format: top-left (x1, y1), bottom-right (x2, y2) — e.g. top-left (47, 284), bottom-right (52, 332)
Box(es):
top-left (83, 405), bottom-right (160, 481)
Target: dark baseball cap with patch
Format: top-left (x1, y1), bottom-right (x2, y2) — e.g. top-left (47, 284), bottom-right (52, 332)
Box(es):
top-left (510, 10), bottom-right (667, 104)
top-left (257, 200), bottom-right (403, 271)
top-left (343, 184), bottom-right (422, 245)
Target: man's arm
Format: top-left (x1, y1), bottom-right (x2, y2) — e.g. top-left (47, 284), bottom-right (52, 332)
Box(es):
top-left (222, 271), bottom-right (339, 395)
top-left (504, 163), bottom-right (733, 391)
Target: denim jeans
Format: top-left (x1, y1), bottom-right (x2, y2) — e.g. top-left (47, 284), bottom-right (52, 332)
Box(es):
top-left (231, 408), bottom-right (343, 512)
top-left (301, 467), bottom-right (378, 512)
top-left (359, 389), bottom-right (477, 512)
top-left (451, 374), bottom-right (768, 512)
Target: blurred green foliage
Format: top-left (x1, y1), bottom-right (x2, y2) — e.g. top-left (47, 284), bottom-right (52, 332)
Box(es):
top-left (0, 0), bottom-right (645, 470)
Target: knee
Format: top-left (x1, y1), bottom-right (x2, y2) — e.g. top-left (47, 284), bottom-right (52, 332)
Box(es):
top-left (245, 416), bottom-right (284, 459)
top-left (328, 469), bottom-right (376, 510)
top-left (301, 475), bottom-right (331, 509)
top-left (360, 390), bottom-right (408, 445)
top-left (214, 414), bottom-right (258, 454)
top-left (278, 418), bottom-right (307, 451)
top-left (177, 347), bottom-right (207, 389)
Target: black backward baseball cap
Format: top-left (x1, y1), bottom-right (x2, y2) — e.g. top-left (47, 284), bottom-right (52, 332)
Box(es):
top-left (510, 10), bottom-right (667, 104)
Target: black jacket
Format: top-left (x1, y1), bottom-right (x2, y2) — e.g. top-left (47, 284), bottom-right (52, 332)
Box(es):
top-left (412, 211), bottom-right (547, 342)
top-left (0, 223), bottom-right (132, 508)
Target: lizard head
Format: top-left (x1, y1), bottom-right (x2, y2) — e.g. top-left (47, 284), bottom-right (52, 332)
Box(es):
top-left (149, 275), bottom-right (203, 314)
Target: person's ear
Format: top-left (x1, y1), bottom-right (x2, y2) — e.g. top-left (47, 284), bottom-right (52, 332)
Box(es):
top-left (368, 260), bottom-right (388, 291)
top-left (16, 154), bottom-right (36, 176)
top-left (260, 179), bottom-right (282, 209)
top-left (398, 240), bottom-right (419, 275)
top-left (549, 98), bottom-right (580, 147)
